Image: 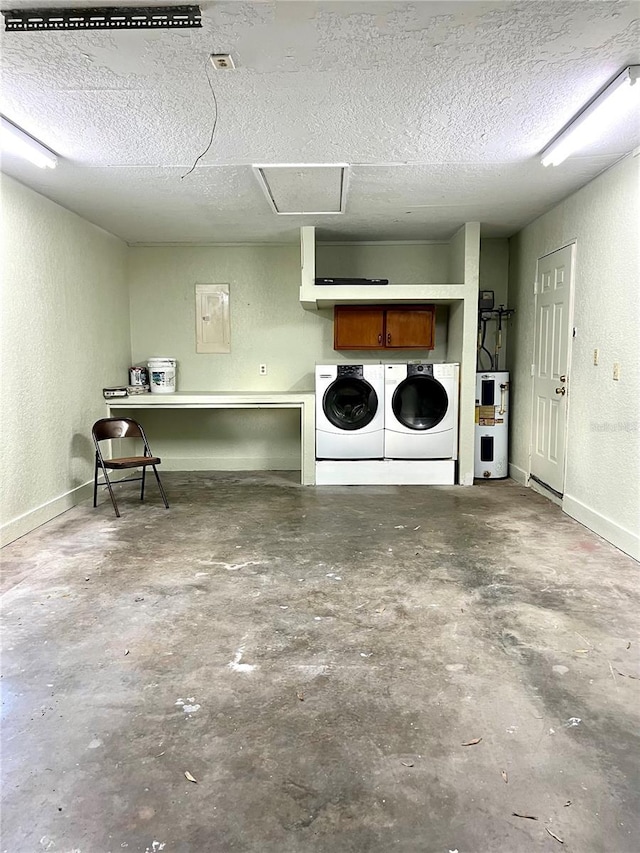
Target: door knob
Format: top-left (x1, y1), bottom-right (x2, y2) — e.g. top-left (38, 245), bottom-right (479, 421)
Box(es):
top-left (555, 387), bottom-right (566, 395)
top-left (378, 334), bottom-right (382, 345)
top-left (560, 375), bottom-right (567, 382)
top-left (387, 332), bottom-right (391, 345)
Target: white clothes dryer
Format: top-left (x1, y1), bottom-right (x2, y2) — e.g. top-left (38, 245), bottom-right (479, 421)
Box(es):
top-left (316, 364), bottom-right (385, 459)
top-left (384, 363), bottom-right (459, 459)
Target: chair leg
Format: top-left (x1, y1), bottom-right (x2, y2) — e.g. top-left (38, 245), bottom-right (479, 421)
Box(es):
top-left (152, 466), bottom-right (170, 509)
top-left (101, 466), bottom-right (121, 518)
top-left (93, 455), bottom-right (99, 507)
top-left (141, 466), bottom-right (146, 501)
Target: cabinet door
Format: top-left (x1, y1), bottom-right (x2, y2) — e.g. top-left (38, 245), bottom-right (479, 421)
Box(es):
top-left (385, 307), bottom-right (435, 349)
top-left (334, 306), bottom-right (385, 349)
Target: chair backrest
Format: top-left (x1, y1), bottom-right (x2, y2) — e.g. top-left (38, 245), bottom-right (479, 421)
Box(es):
top-left (93, 417), bottom-right (144, 442)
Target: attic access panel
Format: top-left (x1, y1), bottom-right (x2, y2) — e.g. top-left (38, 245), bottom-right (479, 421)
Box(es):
top-left (2, 5), bottom-right (201, 31)
top-left (253, 164), bottom-right (349, 215)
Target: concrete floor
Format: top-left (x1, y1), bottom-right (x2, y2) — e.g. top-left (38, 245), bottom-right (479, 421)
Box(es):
top-left (1, 473), bottom-right (639, 853)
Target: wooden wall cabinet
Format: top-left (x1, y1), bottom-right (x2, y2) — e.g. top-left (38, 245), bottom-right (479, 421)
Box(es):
top-left (334, 304), bottom-right (435, 350)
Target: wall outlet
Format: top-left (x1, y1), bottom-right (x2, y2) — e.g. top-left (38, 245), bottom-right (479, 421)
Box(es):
top-left (593, 348), bottom-right (599, 365)
top-left (613, 362), bottom-right (620, 381)
top-left (259, 364), bottom-right (267, 376)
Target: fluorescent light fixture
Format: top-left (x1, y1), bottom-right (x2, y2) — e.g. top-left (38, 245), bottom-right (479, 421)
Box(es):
top-left (541, 65), bottom-right (640, 167)
top-left (2, 6), bottom-right (202, 31)
top-left (0, 116), bottom-right (58, 169)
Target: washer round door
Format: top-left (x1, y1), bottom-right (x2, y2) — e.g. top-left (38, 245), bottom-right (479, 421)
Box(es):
top-left (323, 377), bottom-right (379, 431)
top-left (392, 375), bottom-right (449, 430)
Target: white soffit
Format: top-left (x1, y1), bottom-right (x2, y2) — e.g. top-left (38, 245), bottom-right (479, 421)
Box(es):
top-left (253, 164), bottom-right (348, 214)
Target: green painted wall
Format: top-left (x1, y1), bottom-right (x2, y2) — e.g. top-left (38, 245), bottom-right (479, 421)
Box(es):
top-left (508, 154), bottom-right (639, 559)
top-left (479, 238), bottom-right (510, 371)
top-left (0, 176), bottom-right (130, 544)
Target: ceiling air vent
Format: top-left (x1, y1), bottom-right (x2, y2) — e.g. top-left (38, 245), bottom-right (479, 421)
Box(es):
top-left (2, 6), bottom-right (202, 31)
top-left (252, 164), bottom-right (349, 215)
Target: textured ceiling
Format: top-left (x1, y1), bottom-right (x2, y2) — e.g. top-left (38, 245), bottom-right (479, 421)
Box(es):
top-left (1, 0), bottom-right (639, 243)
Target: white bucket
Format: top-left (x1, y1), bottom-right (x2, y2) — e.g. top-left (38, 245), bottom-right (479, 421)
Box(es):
top-left (148, 358), bottom-right (177, 394)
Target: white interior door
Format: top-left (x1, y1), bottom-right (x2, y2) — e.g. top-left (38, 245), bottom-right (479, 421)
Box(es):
top-left (530, 245), bottom-right (574, 496)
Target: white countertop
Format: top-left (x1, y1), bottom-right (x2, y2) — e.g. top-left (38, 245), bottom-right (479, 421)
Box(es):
top-left (107, 391), bottom-right (314, 406)
top-left (105, 391), bottom-right (316, 484)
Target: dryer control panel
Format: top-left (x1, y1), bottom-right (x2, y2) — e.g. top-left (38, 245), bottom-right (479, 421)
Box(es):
top-left (337, 364), bottom-right (384, 379)
top-left (337, 364), bottom-right (365, 378)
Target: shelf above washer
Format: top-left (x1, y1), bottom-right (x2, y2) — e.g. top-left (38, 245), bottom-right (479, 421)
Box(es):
top-left (301, 282), bottom-right (466, 309)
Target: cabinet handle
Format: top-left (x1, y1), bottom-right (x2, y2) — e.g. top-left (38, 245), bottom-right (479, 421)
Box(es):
top-left (387, 332), bottom-right (391, 345)
top-left (378, 333), bottom-right (382, 345)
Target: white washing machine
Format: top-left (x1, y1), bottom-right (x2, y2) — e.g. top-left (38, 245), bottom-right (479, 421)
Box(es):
top-left (316, 364), bottom-right (385, 459)
top-left (384, 363), bottom-right (459, 459)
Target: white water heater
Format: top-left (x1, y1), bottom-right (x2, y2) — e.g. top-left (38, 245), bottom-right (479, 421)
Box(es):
top-left (475, 372), bottom-right (509, 479)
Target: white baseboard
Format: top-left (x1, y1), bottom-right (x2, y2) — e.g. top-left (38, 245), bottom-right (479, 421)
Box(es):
top-left (316, 459), bottom-right (455, 486)
top-left (1, 459), bottom-right (299, 547)
top-left (159, 456), bottom-right (299, 472)
top-left (508, 463), bottom-right (528, 485)
top-left (1, 471), bottom-right (139, 548)
top-left (1, 480), bottom-right (94, 547)
top-left (563, 494), bottom-right (639, 562)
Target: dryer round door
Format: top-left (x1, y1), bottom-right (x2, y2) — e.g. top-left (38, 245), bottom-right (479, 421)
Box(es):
top-left (392, 375), bottom-right (448, 430)
top-left (323, 377), bottom-right (379, 431)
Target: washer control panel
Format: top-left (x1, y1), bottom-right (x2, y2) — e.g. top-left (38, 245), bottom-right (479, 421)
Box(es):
top-left (407, 363), bottom-right (434, 377)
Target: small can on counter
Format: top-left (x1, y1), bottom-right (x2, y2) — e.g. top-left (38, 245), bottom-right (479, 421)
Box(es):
top-left (129, 366), bottom-right (149, 386)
